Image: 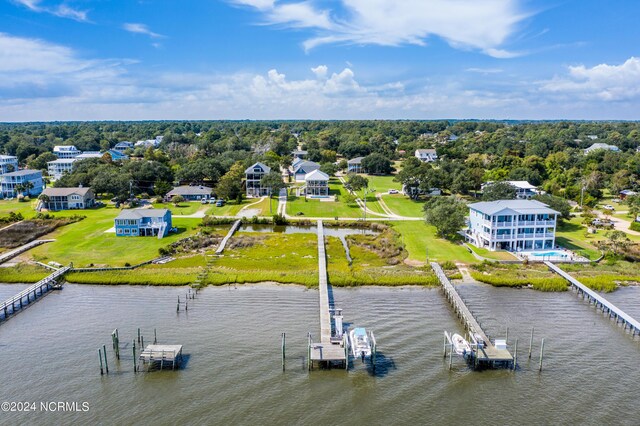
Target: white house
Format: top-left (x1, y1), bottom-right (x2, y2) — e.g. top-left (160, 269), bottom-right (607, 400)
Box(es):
top-left (113, 141), bottom-right (134, 153)
top-left (47, 158), bottom-right (77, 180)
top-left (76, 151), bottom-right (102, 160)
top-left (53, 145), bottom-right (81, 159)
top-left (0, 155), bottom-right (18, 174)
top-left (245, 162), bottom-right (271, 197)
top-left (347, 157), bottom-right (365, 173)
top-left (415, 149), bottom-right (438, 162)
top-left (303, 169), bottom-right (329, 197)
top-left (0, 169), bottom-right (44, 199)
top-left (293, 160), bottom-right (321, 182)
top-left (482, 181), bottom-right (539, 199)
top-left (584, 143), bottom-right (619, 155)
top-left (466, 200), bottom-right (559, 252)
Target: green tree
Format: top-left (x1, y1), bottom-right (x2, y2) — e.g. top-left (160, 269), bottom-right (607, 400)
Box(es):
top-left (533, 194), bottom-right (572, 221)
top-left (260, 171), bottom-right (286, 197)
top-left (172, 195), bottom-right (185, 206)
top-left (216, 162), bottom-right (245, 201)
top-left (346, 173), bottom-right (369, 191)
top-left (361, 153), bottom-right (393, 175)
top-left (320, 162), bottom-right (337, 176)
top-left (482, 181), bottom-right (517, 201)
top-left (423, 196), bottom-right (467, 239)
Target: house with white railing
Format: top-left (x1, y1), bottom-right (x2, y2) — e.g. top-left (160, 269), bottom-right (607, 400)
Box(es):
top-left (115, 208), bottom-right (172, 238)
top-left (0, 155), bottom-right (18, 174)
top-left (53, 145), bottom-right (81, 159)
top-left (466, 200), bottom-right (559, 251)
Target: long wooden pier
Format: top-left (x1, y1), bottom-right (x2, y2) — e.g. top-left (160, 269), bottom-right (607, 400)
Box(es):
top-left (215, 219), bottom-right (241, 254)
top-left (308, 220), bottom-right (347, 369)
top-left (545, 261), bottom-right (640, 336)
top-left (0, 239), bottom-right (54, 265)
top-left (431, 262), bottom-right (513, 369)
top-left (0, 266), bottom-right (70, 322)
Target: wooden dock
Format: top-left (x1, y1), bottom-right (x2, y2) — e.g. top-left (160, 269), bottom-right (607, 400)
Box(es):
top-left (0, 266), bottom-right (70, 322)
top-left (308, 220), bottom-right (347, 369)
top-left (0, 239), bottom-right (54, 265)
top-left (138, 344), bottom-right (184, 371)
top-left (215, 219), bottom-right (241, 254)
top-left (431, 262), bottom-right (513, 369)
top-left (545, 261), bottom-right (640, 336)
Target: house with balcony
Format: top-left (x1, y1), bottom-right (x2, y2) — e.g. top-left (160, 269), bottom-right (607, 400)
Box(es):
top-left (293, 160), bottom-right (320, 182)
top-left (303, 170), bottom-right (329, 197)
top-left (466, 200), bottom-right (559, 251)
top-left (39, 187), bottom-right (95, 211)
top-left (0, 155), bottom-right (18, 174)
top-left (347, 157), bottom-right (365, 173)
top-left (415, 149), bottom-right (438, 162)
top-left (114, 208), bottom-right (172, 238)
top-left (53, 145), bottom-right (81, 159)
top-left (47, 158), bottom-right (77, 180)
top-left (76, 151), bottom-right (102, 160)
top-left (481, 181), bottom-right (539, 199)
top-left (166, 185), bottom-right (212, 201)
top-left (245, 162), bottom-right (271, 197)
top-left (0, 169), bottom-right (44, 199)
top-left (113, 141), bottom-right (134, 153)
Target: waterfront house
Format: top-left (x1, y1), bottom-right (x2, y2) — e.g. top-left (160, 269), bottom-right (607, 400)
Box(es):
top-left (167, 185), bottom-right (212, 201)
top-left (293, 160), bottom-right (321, 182)
top-left (482, 181), bottom-right (539, 199)
top-left (415, 149), bottom-right (438, 162)
top-left (106, 150), bottom-right (129, 161)
top-left (0, 169), bottom-right (44, 199)
top-left (245, 162), bottom-right (271, 197)
top-left (53, 145), bottom-right (81, 159)
top-left (114, 208), bottom-right (172, 238)
top-left (0, 155), bottom-right (18, 174)
top-left (47, 158), bottom-right (77, 180)
top-left (584, 143), bottom-right (619, 155)
top-left (39, 187), bottom-right (95, 211)
top-left (113, 141), bottom-right (134, 153)
top-left (466, 200), bottom-right (559, 251)
top-left (76, 151), bottom-right (102, 160)
top-left (303, 170), bottom-right (329, 197)
top-left (347, 157), bottom-right (365, 173)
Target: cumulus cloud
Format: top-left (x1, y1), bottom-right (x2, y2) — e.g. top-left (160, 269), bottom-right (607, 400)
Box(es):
top-left (123, 23), bottom-right (166, 39)
top-left (231, 0), bottom-right (529, 57)
top-left (13, 0), bottom-right (89, 22)
top-left (541, 57), bottom-right (640, 101)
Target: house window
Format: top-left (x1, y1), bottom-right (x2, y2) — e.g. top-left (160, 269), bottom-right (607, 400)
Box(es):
top-left (117, 229), bottom-right (123, 235)
top-left (124, 229), bottom-right (130, 234)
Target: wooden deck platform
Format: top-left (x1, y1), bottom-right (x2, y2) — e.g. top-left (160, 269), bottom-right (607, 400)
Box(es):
top-left (139, 344), bottom-right (183, 370)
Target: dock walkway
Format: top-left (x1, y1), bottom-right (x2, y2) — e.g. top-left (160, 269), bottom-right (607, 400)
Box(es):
top-left (0, 266), bottom-right (70, 321)
top-left (0, 239), bottom-right (54, 265)
top-left (545, 261), bottom-right (640, 335)
top-left (215, 219), bottom-right (241, 254)
top-left (309, 220), bottom-right (347, 367)
top-left (431, 262), bottom-right (513, 368)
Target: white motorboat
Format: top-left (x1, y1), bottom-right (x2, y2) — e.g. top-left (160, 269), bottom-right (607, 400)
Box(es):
top-left (451, 333), bottom-right (472, 355)
top-left (349, 327), bottom-right (372, 359)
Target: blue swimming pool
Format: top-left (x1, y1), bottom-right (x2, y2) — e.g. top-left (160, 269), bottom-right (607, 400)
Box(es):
top-left (530, 251), bottom-right (568, 257)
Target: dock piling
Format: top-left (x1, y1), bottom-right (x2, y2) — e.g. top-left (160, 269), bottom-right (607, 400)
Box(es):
top-left (137, 328), bottom-right (141, 343)
top-left (102, 344), bottom-right (109, 374)
top-left (539, 338), bottom-right (545, 372)
top-left (99, 348), bottom-right (104, 375)
top-left (133, 340), bottom-right (137, 373)
top-left (529, 328), bottom-right (534, 359)
top-left (154, 328), bottom-right (157, 344)
top-left (281, 332), bottom-right (286, 371)
top-left (513, 338), bottom-right (518, 371)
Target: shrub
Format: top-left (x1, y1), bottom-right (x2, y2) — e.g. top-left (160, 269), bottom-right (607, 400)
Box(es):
top-left (630, 221), bottom-right (640, 232)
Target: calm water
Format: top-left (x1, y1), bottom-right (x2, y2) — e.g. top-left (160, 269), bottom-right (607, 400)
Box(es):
top-left (0, 282), bottom-right (639, 425)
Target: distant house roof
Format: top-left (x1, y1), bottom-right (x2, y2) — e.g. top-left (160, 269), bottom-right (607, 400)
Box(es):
top-left (620, 190), bottom-right (637, 196)
top-left (115, 141), bottom-right (133, 147)
top-left (0, 155), bottom-right (17, 160)
top-left (292, 150), bottom-right (307, 155)
top-left (245, 162), bottom-right (271, 174)
top-left (304, 170), bottom-right (329, 182)
top-left (42, 187), bottom-right (92, 197)
top-left (469, 200), bottom-right (559, 216)
top-left (483, 181), bottom-right (537, 190)
top-left (167, 185), bottom-right (212, 196)
top-left (1, 169), bottom-right (42, 177)
top-left (53, 145), bottom-right (79, 151)
top-left (293, 160), bottom-right (320, 173)
top-left (48, 159), bottom-right (77, 164)
top-left (107, 150), bottom-right (128, 160)
top-left (585, 143), bottom-right (619, 153)
top-left (115, 208), bottom-right (170, 220)
top-left (415, 149), bottom-right (437, 155)
top-left (347, 157), bottom-right (364, 164)
top-left (76, 152), bottom-right (102, 159)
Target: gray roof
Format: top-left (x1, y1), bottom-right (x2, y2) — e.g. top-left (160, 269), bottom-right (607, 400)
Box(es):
top-left (292, 150), bottom-right (307, 155)
top-left (1, 169), bottom-right (42, 177)
top-left (347, 157), bottom-right (364, 164)
top-left (116, 208), bottom-right (170, 220)
top-left (293, 160), bottom-right (320, 173)
top-left (469, 200), bottom-right (559, 216)
top-left (167, 185), bottom-right (212, 196)
top-left (416, 149), bottom-right (437, 154)
top-left (42, 187), bottom-right (93, 197)
top-left (245, 162), bottom-right (271, 174)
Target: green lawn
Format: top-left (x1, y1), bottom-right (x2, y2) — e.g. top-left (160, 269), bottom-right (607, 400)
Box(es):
top-left (286, 179), bottom-right (363, 218)
top-left (467, 244), bottom-right (519, 261)
top-left (555, 217), bottom-right (602, 260)
top-left (382, 194), bottom-right (426, 217)
top-left (392, 221), bottom-right (476, 264)
top-left (205, 198), bottom-right (273, 217)
top-left (362, 174), bottom-right (402, 192)
top-left (0, 198), bottom-right (40, 219)
top-left (152, 202), bottom-right (203, 216)
top-left (27, 205), bottom-right (202, 267)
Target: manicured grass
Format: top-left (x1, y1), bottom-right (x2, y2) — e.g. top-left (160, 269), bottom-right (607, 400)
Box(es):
top-left (555, 218), bottom-right (603, 260)
top-left (392, 221), bottom-right (476, 264)
top-left (467, 245), bottom-right (519, 261)
top-left (152, 202), bottom-right (203, 216)
top-left (382, 194), bottom-right (426, 217)
top-left (362, 174), bottom-right (402, 192)
top-left (286, 181), bottom-right (363, 218)
top-left (0, 198), bottom-right (39, 219)
top-left (206, 198), bottom-right (269, 217)
top-left (27, 205), bottom-right (202, 267)
top-left (354, 188), bottom-right (386, 215)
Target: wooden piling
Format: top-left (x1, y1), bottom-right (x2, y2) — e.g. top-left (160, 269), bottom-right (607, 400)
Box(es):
top-left (528, 328), bottom-right (534, 359)
top-left (513, 338), bottom-right (518, 371)
top-left (99, 348), bottom-right (104, 375)
top-left (154, 328), bottom-right (157, 344)
top-left (138, 328), bottom-right (141, 343)
top-left (102, 344), bottom-right (109, 374)
top-left (133, 340), bottom-right (137, 373)
top-left (539, 338), bottom-right (545, 372)
top-left (505, 326), bottom-right (509, 344)
top-left (448, 343), bottom-right (453, 370)
top-left (281, 332), bottom-right (286, 371)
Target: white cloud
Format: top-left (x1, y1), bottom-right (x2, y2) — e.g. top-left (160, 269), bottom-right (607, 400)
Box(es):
top-left (541, 57), bottom-right (640, 101)
top-left (233, 0), bottom-right (529, 56)
top-left (13, 0), bottom-right (89, 22)
top-left (466, 68), bottom-right (504, 74)
top-left (311, 65), bottom-right (328, 79)
top-left (123, 23), bottom-right (166, 39)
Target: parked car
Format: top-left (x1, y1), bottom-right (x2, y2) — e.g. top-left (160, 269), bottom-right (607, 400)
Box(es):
top-left (612, 198), bottom-right (622, 203)
top-left (603, 204), bottom-right (615, 211)
top-left (215, 200), bottom-right (225, 207)
top-left (388, 189), bottom-right (399, 194)
top-left (208, 199), bottom-right (216, 204)
top-left (201, 198), bottom-right (208, 204)
top-left (592, 218), bottom-right (614, 229)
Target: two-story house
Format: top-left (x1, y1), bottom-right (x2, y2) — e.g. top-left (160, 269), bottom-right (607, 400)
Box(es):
top-left (481, 181), bottom-right (539, 199)
top-left (39, 187), bottom-right (95, 211)
top-left (293, 160), bottom-right (320, 182)
top-left (114, 208), bottom-right (172, 238)
top-left (113, 141), bottom-right (134, 153)
top-left (245, 162), bottom-right (271, 197)
top-left (0, 155), bottom-right (18, 174)
top-left (53, 145), bottom-right (81, 159)
top-left (303, 170), bottom-right (329, 197)
top-left (0, 169), bottom-right (45, 199)
top-left (415, 149), bottom-right (438, 162)
top-left (47, 158), bottom-right (77, 180)
top-left (347, 157), bottom-right (365, 173)
top-left (467, 200), bottom-right (559, 252)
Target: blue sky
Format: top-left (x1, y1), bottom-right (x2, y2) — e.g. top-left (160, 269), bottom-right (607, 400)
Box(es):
top-left (1, 0), bottom-right (639, 121)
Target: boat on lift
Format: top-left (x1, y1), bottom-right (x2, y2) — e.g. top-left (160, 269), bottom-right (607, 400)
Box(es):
top-left (451, 333), bottom-right (472, 355)
top-left (349, 327), bottom-right (372, 359)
